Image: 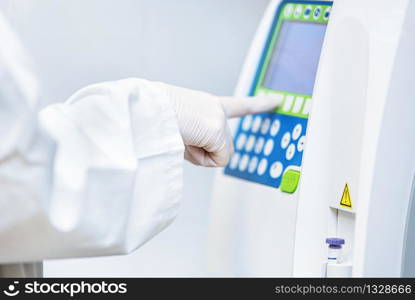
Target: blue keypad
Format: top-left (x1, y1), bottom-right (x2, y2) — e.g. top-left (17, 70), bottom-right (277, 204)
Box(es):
top-left (225, 112), bottom-right (307, 189)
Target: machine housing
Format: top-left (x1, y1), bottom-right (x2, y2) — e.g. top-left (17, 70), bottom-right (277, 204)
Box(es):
top-left (208, 0), bottom-right (415, 277)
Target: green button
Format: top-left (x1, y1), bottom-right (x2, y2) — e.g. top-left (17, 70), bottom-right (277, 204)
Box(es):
top-left (280, 170), bottom-right (301, 194)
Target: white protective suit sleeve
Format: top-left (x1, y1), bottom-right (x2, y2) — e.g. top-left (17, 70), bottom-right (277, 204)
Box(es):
top-left (0, 10), bottom-right (55, 264)
top-left (38, 79), bottom-right (186, 259)
top-left (1, 78), bottom-right (185, 263)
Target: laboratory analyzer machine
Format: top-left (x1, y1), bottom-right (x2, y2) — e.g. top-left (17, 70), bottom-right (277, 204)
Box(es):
top-left (209, 0), bottom-right (415, 277)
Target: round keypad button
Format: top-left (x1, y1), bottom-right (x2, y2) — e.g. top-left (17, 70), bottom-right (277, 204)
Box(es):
top-left (252, 116), bottom-right (262, 133)
top-left (260, 118), bottom-right (271, 135)
top-left (292, 124), bottom-right (302, 141)
top-left (270, 119), bottom-right (281, 136)
top-left (236, 133), bottom-right (247, 150)
top-left (286, 144), bottom-right (296, 161)
top-left (229, 153), bottom-right (240, 169)
top-left (245, 135), bottom-right (256, 152)
top-left (254, 137), bottom-right (265, 154)
top-left (294, 5), bottom-right (303, 18)
top-left (242, 115), bottom-right (252, 131)
top-left (239, 154), bottom-right (250, 171)
top-left (304, 5), bottom-right (312, 18)
top-left (281, 132), bottom-right (291, 149)
top-left (284, 4), bottom-right (294, 17)
top-left (324, 7), bottom-right (331, 20)
top-left (248, 156), bottom-right (258, 174)
top-left (270, 161), bottom-right (283, 179)
top-left (313, 6), bottom-right (322, 19)
top-left (257, 158), bottom-right (268, 176)
top-left (263, 139), bottom-right (274, 156)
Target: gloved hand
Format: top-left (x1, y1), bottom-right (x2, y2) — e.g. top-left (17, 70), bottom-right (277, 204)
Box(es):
top-left (155, 82), bottom-right (282, 167)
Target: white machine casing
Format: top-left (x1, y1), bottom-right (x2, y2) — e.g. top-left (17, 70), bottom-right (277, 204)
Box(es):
top-left (208, 0), bottom-right (415, 277)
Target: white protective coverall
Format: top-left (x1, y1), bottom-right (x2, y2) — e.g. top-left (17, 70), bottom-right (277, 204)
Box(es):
top-left (0, 11), bottom-right (279, 277)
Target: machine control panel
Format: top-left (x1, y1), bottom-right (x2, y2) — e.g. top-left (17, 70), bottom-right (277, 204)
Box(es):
top-left (225, 1), bottom-right (332, 193)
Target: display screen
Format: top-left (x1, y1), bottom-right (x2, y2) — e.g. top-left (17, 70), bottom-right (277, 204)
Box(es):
top-left (262, 20), bottom-right (327, 95)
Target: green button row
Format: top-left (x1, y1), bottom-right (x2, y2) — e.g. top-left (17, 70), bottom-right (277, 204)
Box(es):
top-left (256, 89), bottom-right (311, 118)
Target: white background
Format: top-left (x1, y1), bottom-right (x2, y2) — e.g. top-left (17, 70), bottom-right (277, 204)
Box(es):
top-left (1, 0), bottom-right (269, 277)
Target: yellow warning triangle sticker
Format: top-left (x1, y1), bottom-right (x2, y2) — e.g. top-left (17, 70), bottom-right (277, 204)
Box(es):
top-left (340, 183), bottom-right (353, 209)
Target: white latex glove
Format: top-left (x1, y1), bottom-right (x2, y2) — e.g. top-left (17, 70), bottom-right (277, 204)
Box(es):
top-left (154, 82), bottom-right (282, 167)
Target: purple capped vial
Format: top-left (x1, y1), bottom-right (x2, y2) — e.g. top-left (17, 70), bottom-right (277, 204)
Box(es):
top-left (326, 238), bottom-right (345, 264)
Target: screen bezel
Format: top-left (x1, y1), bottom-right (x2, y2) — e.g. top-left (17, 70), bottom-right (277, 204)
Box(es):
top-left (249, 0), bottom-right (332, 118)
